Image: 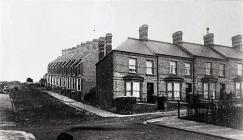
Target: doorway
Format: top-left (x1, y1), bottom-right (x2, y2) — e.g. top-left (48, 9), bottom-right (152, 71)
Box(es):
top-left (147, 83), bottom-right (154, 103)
top-left (185, 83), bottom-right (192, 101)
top-left (220, 83), bottom-right (225, 100)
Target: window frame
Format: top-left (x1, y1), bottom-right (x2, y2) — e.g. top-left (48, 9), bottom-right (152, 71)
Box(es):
top-left (205, 62), bottom-right (212, 75)
top-left (166, 82), bottom-right (181, 100)
top-left (203, 83), bottom-right (216, 100)
top-left (185, 63), bottom-right (191, 76)
top-left (146, 60), bottom-right (154, 75)
top-left (129, 58), bottom-right (137, 73)
top-left (125, 81), bottom-right (141, 100)
top-left (237, 63), bottom-right (243, 76)
top-left (219, 63), bottom-right (225, 77)
top-left (169, 61), bottom-right (177, 75)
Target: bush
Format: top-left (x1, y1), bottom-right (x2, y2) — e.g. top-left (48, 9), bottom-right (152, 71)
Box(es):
top-left (115, 97), bottom-right (137, 115)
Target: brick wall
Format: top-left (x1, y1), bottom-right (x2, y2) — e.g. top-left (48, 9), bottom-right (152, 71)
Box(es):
top-left (96, 52), bottom-right (114, 108)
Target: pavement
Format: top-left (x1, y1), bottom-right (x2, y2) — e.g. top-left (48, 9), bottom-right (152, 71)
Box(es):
top-left (0, 130), bottom-right (35, 140)
top-left (46, 90), bottom-right (184, 118)
top-left (145, 116), bottom-right (243, 140)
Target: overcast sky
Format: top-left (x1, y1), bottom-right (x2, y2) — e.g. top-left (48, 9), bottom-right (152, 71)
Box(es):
top-left (0, 0), bottom-right (243, 82)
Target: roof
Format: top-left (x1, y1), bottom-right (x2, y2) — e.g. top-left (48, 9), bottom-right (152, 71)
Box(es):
top-left (115, 38), bottom-right (154, 55)
top-left (115, 38), bottom-right (191, 58)
top-left (180, 42), bottom-right (225, 59)
top-left (213, 45), bottom-right (243, 59)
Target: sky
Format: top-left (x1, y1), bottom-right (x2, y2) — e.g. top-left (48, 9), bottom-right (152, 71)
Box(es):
top-left (0, 0), bottom-right (243, 82)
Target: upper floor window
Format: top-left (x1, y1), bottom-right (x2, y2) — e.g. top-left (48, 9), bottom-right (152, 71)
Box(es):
top-left (129, 58), bottom-right (137, 73)
top-left (219, 64), bottom-right (225, 77)
top-left (237, 63), bottom-right (243, 76)
top-left (185, 63), bottom-right (191, 76)
top-left (169, 61), bottom-right (177, 74)
top-left (146, 60), bottom-right (153, 75)
top-left (206, 62), bottom-right (212, 75)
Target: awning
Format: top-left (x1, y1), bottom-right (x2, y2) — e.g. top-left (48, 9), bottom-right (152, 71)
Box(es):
top-left (201, 75), bottom-right (218, 83)
top-left (164, 75), bottom-right (184, 82)
top-left (122, 73), bottom-right (144, 81)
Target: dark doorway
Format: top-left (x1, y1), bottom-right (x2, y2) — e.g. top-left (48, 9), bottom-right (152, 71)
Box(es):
top-left (220, 83), bottom-right (226, 100)
top-left (185, 83), bottom-right (192, 102)
top-left (147, 83), bottom-right (154, 103)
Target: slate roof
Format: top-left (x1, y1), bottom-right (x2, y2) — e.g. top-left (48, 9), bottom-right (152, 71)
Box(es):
top-left (115, 38), bottom-right (191, 58)
top-left (180, 42), bottom-right (225, 59)
top-left (213, 45), bottom-right (243, 59)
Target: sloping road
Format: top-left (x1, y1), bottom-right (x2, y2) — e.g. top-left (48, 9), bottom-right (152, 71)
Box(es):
top-left (0, 94), bottom-right (15, 128)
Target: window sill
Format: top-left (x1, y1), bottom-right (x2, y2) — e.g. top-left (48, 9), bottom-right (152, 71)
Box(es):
top-left (219, 75), bottom-right (225, 78)
top-left (184, 75), bottom-right (192, 78)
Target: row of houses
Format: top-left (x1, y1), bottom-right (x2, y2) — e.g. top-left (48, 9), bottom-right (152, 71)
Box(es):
top-left (46, 25), bottom-right (243, 110)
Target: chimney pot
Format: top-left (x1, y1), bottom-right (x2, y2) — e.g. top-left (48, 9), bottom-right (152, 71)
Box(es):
top-left (232, 34), bottom-right (242, 50)
top-left (203, 28), bottom-right (214, 47)
top-left (172, 31), bottom-right (183, 44)
top-left (139, 24), bottom-right (148, 41)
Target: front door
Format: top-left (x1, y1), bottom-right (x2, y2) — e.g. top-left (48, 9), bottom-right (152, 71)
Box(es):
top-left (147, 83), bottom-right (154, 103)
top-left (220, 83), bottom-right (225, 100)
top-left (185, 83), bottom-right (192, 101)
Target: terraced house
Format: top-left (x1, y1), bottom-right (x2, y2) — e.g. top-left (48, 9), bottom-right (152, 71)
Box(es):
top-left (46, 33), bottom-right (112, 101)
top-left (96, 25), bottom-right (243, 110)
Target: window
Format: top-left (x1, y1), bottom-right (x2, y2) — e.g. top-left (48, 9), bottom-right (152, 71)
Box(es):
top-left (206, 62), bottom-right (212, 75)
top-left (166, 82), bottom-right (181, 100)
top-left (129, 58), bottom-right (137, 73)
top-left (146, 60), bottom-right (153, 75)
top-left (185, 63), bottom-right (191, 76)
top-left (203, 83), bottom-right (209, 99)
top-left (77, 78), bottom-right (82, 91)
top-left (236, 83), bottom-right (241, 98)
top-left (219, 64), bottom-right (225, 77)
top-left (125, 81), bottom-right (141, 98)
top-left (67, 78), bottom-right (70, 89)
top-left (169, 61), bottom-right (177, 74)
top-left (72, 78), bottom-right (75, 90)
top-left (237, 64), bottom-right (243, 76)
top-left (203, 83), bottom-right (216, 99)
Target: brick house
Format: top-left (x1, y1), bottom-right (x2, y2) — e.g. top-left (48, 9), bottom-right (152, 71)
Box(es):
top-left (46, 33), bottom-right (112, 101)
top-left (96, 25), bottom-right (243, 110)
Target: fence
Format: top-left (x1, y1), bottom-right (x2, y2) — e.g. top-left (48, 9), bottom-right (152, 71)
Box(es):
top-left (178, 99), bottom-right (243, 129)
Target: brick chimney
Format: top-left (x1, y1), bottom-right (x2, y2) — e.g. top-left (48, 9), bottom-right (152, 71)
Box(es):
top-left (232, 35), bottom-right (242, 50)
top-left (139, 24), bottom-right (148, 41)
top-left (105, 33), bottom-right (112, 54)
top-left (98, 37), bottom-right (105, 60)
top-left (172, 31), bottom-right (183, 44)
top-left (203, 28), bottom-right (214, 47)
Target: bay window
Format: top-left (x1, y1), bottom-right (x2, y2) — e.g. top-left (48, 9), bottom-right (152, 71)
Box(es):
top-left (125, 81), bottom-right (141, 98)
top-left (166, 82), bottom-right (181, 100)
top-left (203, 83), bottom-right (216, 99)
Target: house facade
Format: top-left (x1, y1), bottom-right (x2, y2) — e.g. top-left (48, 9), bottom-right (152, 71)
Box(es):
top-left (46, 33), bottom-right (112, 101)
top-left (96, 25), bottom-right (243, 109)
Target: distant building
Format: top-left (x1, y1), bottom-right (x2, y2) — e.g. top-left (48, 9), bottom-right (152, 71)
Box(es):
top-left (46, 33), bottom-right (112, 101)
top-left (96, 25), bottom-right (243, 109)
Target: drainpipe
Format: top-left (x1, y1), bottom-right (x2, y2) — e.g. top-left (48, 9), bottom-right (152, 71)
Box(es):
top-left (192, 58), bottom-right (196, 96)
top-left (156, 55), bottom-right (159, 98)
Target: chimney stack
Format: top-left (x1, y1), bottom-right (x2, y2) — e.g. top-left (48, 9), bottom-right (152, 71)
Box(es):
top-left (203, 28), bottom-right (214, 47)
top-left (98, 37), bottom-right (105, 60)
top-left (172, 31), bottom-right (183, 44)
top-left (105, 33), bottom-right (112, 54)
top-left (139, 24), bottom-right (148, 41)
top-left (232, 35), bottom-right (242, 50)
